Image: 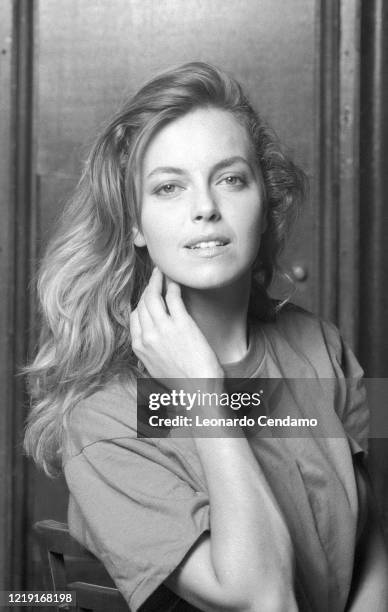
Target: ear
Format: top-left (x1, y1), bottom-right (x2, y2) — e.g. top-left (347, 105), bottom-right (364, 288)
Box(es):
top-left (132, 226), bottom-right (147, 247)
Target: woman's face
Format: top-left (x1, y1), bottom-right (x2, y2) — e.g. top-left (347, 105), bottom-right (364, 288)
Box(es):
top-left (135, 107), bottom-right (266, 290)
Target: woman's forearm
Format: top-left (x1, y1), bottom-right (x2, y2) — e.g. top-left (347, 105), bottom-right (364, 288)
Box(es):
top-left (194, 429), bottom-right (297, 611)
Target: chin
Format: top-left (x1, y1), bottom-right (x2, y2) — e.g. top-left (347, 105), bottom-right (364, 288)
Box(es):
top-left (174, 270), bottom-right (248, 291)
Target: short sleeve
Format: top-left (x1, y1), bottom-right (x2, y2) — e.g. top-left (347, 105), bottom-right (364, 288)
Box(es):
top-left (62, 383), bottom-right (210, 612)
top-left (320, 319), bottom-right (369, 457)
top-left (65, 438), bottom-right (209, 611)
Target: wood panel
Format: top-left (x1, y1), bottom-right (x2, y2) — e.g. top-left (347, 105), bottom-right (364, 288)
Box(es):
top-left (36, 0), bottom-right (318, 309)
top-left (317, 0), bottom-right (361, 348)
top-left (0, 0), bottom-right (37, 594)
top-left (338, 0), bottom-right (361, 347)
top-left (359, 0), bottom-right (388, 375)
top-left (317, 0), bottom-right (340, 323)
top-left (359, 0), bottom-right (388, 538)
top-left (0, 0), bottom-right (15, 593)
top-left (13, 1), bottom-right (36, 593)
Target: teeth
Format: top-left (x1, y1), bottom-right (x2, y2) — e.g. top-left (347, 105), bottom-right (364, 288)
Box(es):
top-left (189, 240), bottom-right (225, 249)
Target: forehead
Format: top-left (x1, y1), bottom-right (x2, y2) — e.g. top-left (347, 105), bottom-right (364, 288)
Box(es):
top-left (142, 108), bottom-right (254, 173)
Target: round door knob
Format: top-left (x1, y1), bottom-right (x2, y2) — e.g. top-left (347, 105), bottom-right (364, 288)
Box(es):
top-left (291, 265), bottom-right (308, 282)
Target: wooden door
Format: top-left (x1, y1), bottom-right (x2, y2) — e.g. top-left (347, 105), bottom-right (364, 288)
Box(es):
top-left (0, 0), bottom-right (369, 594)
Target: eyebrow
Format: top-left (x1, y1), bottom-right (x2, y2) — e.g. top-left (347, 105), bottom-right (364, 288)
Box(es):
top-left (146, 156), bottom-right (253, 179)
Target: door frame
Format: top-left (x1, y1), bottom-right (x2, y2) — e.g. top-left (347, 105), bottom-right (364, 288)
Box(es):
top-left (0, 0), bottom-right (36, 591)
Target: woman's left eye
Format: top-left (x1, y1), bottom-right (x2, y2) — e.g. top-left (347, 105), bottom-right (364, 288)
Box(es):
top-left (219, 175), bottom-right (246, 187)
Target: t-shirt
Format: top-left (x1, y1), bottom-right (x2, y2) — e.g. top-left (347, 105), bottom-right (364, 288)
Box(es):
top-left (62, 305), bottom-right (369, 611)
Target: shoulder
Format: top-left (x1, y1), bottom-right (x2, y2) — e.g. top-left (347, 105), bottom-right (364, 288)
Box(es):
top-left (260, 302), bottom-right (369, 453)
top-left (62, 377), bottom-right (138, 463)
top-left (261, 302), bottom-right (363, 378)
top-left (274, 302), bottom-right (339, 347)
top-left (261, 301), bottom-right (336, 351)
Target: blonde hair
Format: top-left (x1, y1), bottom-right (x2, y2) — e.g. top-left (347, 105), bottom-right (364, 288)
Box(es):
top-left (24, 61), bottom-right (306, 475)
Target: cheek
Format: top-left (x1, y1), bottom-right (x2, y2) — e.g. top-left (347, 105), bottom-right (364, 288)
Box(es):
top-left (140, 220), bottom-right (176, 264)
top-left (141, 205), bottom-right (182, 246)
top-left (235, 203), bottom-right (265, 244)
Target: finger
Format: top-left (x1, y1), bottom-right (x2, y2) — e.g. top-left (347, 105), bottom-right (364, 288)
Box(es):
top-left (137, 293), bottom-right (155, 333)
top-left (143, 267), bottom-right (169, 322)
top-left (164, 277), bottom-right (187, 319)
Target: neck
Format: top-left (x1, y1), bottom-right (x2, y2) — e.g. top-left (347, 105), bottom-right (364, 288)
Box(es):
top-left (182, 276), bottom-right (251, 364)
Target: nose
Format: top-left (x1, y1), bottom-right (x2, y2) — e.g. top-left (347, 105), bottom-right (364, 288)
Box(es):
top-left (191, 187), bottom-right (221, 222)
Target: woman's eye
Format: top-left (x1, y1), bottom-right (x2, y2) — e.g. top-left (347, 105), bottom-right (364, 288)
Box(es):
top-left (220, 175), bottom-right (246, 187)
top-left (154, 183), bottom-right (180, 196)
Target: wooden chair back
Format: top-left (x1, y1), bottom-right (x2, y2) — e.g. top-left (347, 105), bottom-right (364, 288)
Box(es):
top-left (33, 519), bottom-right (129, 612)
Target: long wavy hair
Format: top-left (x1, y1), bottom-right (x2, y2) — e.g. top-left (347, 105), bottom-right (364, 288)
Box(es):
top-left (24, 61), bottom-right (306, 475)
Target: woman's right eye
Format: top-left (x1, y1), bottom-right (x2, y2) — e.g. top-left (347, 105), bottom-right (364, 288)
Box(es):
top-left (154, 183), bottom-right (181, 197)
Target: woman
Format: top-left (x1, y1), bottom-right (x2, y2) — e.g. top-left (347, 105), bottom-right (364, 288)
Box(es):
top-left (25, 62), bottom-right (388, 611)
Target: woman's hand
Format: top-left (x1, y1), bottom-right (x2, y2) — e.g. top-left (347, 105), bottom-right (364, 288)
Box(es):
top-left (129, 267), bottom-right (224, 381)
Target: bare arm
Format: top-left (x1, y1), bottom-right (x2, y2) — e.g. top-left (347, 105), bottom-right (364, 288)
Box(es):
top-left (166, 433), bottom-right (297, 612)
top-left (130, 269), bottom-right (297, 612)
